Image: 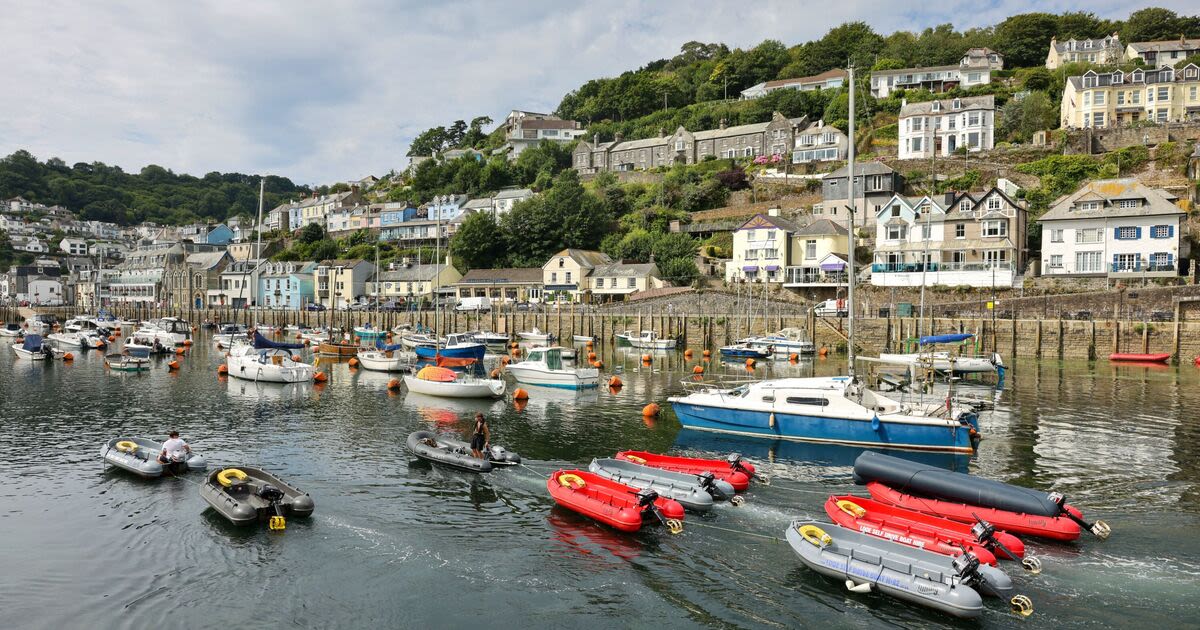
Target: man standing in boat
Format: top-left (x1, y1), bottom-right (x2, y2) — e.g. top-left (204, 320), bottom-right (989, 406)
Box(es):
top-left (469, 413), bottom-right (490, 459)
top-left (158, 431), bottom-right (191, 466)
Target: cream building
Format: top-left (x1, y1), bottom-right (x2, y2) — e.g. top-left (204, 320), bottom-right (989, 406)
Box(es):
top-left (589, 263), bottom-right (664, 302)
top-left (542, 249), bottom-right (612, 303)
top-left (370, 263), bottom-right (461, 301)
top-left (1060, 64), bottom-right (1200, 128)
top-left (726, 210), bottom-right (802, 284)
top-left (1045, 34), bottom-right (1122, 69)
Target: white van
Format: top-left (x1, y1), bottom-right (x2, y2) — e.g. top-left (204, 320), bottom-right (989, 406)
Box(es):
top-left (455, 296), bottom-right (492, 313)
top-left (812, 299), bottom-right (848, 317)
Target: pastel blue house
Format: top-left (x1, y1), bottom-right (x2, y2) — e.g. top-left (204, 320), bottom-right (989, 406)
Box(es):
top-left (288, 205), bottom-right (303, 231)
top-left (206, 223), bottom-right (234, 245)
top-left (258, 261), bottom-right (317, 309)
top-left (426, 194), bottom-right (468, 221)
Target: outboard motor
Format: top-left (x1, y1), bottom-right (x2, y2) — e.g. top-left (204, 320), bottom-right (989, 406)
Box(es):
top-left (1049, 492), bottom-right (1111, 539)
top-left (951, 552), bottom-right (982, 584)
top-left (695, 471), bottom-right (729, 501)
top-left (727, 452), bottom-right (768, 485)
top-left (634, 488), bottom-right (682, 534)
top-left (256, 484), bottom-right (288, 531)
top-left (256, 484), bottom-right (285, 503)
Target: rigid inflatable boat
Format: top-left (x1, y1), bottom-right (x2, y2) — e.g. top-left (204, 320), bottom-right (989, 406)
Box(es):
top-left (406, 430), bottom-right (519, 473)
top-left (785, 520), bottom-right (1028, 619)
top-left (200, 466), bottom-right (314, 528)
top-left (867, 482), bottom-right (1082, 541)
top-left (101, 437), bottom-right (207, 478)
top-left (1109, 352), bottom-right (1170, 363)
top-left (546, 470), bottom-right (684, 533)
top-left (824, 495), bottom-right (1028, 565)
top-left (588, 458), bottom-right (736, 512)
top-left (853, 451), bottom-right (1109, 539)
top-left (614, 450), bottom-right (760, 491)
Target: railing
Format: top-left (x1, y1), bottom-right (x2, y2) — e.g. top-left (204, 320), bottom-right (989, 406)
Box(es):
top-left (872, 261), bottom-right (1014, 273)
top-left (1110, 260), bottom-right (1175, 273)
top-left (783, 267), bottom-right (848, 285)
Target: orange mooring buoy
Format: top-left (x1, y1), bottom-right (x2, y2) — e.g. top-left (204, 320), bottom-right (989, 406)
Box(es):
top-left (592, 360), bottom-right (603, 369)
top-left (348, 357), bottom-right (359, 368)
top-left (175, 348), bottom-right (186, 355)
top-left (692, 365), bottom-right (704, 374)
top-left (62, 352), bottom-right (74, 362)
top-left (500, 355), bottom-right (511, 365)
top-left (789, 353), bottom-right (799, 362)
top-left (684, 349), bottom-right (693, 358)
top-left (642, 402), bottom-right (661, 417)
top-left (745, 358), bottom-right (756, 368)
top-left (587, 351), bottom-right (597, 361)
top-left (217, 364), bottom-right (228, 375)
top-left (183, 339), bottom-right (193, 347)
top-left (168, 360), bottom-right (180, 370)
top-left (313, 371), bottom-right (328, 382)
top-left (702, 349), bottom-right (711, 357)
top-left (107, 335), bottom-right (116, 342)
top-left (490, 368), bottom-right (500, 378)
top-left (513, 388), bottom-right (529, 400)
top-left (818, 346), bottom-right (829, 357)
top-left (608, 376), bottom-right (622, 388)
top-left (387, 378), bottom-right (401, 390)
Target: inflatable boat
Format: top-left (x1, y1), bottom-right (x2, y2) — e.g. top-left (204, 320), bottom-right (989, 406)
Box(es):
top-left (1109, 352), bottom-right (1170, 363)
top-left (867, 482), bottom-right (1082, 541)
top-left (200, 466), bottom-right (314, 528)
top-left (785, 520), bottom-right (1028, 619)
top-left (614, 450), bottom-right (760, 491)
top-left (853, 451), bottom-right (1109, 539)
top-left (406, 430), bottom-right (520, 473)
top-left (100, 437), bottom-right (207, 478)
top-left (547, 470), bottom-right (684, 533)
top-left (824, 495), bottom-right (1028, 565)
top-left (588, 458), bottom-right (735, 512)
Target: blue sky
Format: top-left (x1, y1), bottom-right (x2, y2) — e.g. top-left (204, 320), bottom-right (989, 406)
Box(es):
top-left (0, 0), bottom-right (1192, 184)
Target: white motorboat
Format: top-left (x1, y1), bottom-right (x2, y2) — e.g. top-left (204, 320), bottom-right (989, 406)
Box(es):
top-left (506, 346), bottom-right (599, 389)
top-left (518, 327), bottom-right (556, 342)
top-left (79, 331), bottom-right (109, 349)
top-left (24, 315), bottom-right (57, 335)
top-left (12, 334), bottom-right (63, 360)
top-left (400, 332), bottom-right (437, 349)
top-left (225, 333), bottom-right (314, 383)
top-left (135, 317), bottom-right (191, 346)
top-left (572, 335), bottom-right (594, 343)
top-left (614, 330), bottom-right (635, 344)
top-left (213, 323), bottom-right (249, 347)
top-left (472, 331), bottom-right (510, 347)
top-left (0, 323), bottom-right (23, 337)
top-left (126, 332), bottom-right (173, 355)
top-left (299, 328), bottom-right (331, 344)
top-left (737, 328), bottom-right (816, 356)
top-left (403, 365), bottom-right (506, 399)
top-left (876, 352), bottom-right (1000, 374)
top-left (627, 330), bottom-right (676, 350)
top-left (47, 332), bottom-right (85, 348)
top-left (357, 343), bottom-right (412, 372)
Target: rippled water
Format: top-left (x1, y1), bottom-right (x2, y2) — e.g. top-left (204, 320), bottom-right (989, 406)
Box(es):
top-left (1, 334), bottom-right (1198, 629)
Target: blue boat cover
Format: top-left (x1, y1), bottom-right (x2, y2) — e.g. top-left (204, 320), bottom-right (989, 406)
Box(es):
top-left (919, 333), bottom-right (974, 345)
top-left (252, 331), bottom-right (304, 350)
top-left (22, 334), bottom-right (43, 350)
top-left (375, 340), bottom-right (404, 351)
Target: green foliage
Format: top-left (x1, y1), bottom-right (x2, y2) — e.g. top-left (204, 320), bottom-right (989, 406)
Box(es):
top-left (299, 222), bottom-right (326, 244)
top-left (1176, 54), bottom-right (1200, 69)
top-left (448, 212), bottom-right (505, 272)
top-left (937, 170), bottom-right (981, 193)
top-left (1122, 8), bottom-right (1200, 43)
top-left (997, 92), bottom-right (1057, 143)
top-left (993, 13), bottom-right (1065, 68)
top-left (652, 232), bottom-right (698, 262)
top-left (659, 257), bottom-right (700, 285)
top-left (0, 150), bottom-right (308, 226)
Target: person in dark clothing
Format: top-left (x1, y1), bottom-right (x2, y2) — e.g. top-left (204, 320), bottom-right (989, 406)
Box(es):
top-left (469, 413), bottom-right (490, 459)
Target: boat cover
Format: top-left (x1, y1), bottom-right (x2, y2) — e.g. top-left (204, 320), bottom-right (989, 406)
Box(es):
top-left (252, 331), bottom-right (304, 350)
top-left (416, 366), bottom-right (457, 382)
top-left (22, 335), bottom-right (43, 350)
top-left (375, 340), bottom-right (404, 351)
top-left (919, 333), bottom-right (974, 345)
top-left (854, 451), bottom-right (1060, 517)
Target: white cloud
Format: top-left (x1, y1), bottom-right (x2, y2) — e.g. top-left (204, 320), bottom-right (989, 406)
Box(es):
top-left (0, 0), bottom-right (1193, 183)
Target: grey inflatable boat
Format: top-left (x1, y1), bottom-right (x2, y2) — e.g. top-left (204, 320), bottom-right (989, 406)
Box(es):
top-left (200, 466), bottom-right (315, 527)
top-left (406, 430), bottom-right (521, 473)
top-left (101, 437), bottom-right (207, 478)
top-left (786, 520), bottom-right (1028, 620)
top-left (588, 458), bottom-right (734, 512)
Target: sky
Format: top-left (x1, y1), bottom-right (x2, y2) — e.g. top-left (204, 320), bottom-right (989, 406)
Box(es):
top-left (0, 0), bottom-right (1193, 185)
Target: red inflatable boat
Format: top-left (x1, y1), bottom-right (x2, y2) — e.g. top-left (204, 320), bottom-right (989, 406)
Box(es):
top-left (868, 482), bottom-right (1083, 541)
top-left (824, 495), bottom-right (1026, 565)
top-left (547, 470), bottom-right (685, 533)
top-left (1109, 352), bottom-right (1170, 363)
top-left (614, 451), bottom-right (757, 491)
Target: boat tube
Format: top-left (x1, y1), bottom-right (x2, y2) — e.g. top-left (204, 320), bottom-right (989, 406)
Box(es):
top-left (546, 469), bottom-right (684, 533)
top-left (406, 430), bottom-right (503, 472)
top-left (868, 482), bottom-right (1083, 541)
top-left (199, 466), bottom-right (314, 527)
top-left (853, 451), bottom-right (1109, 538)
top-left (614, 450), bottom-right (761, 491)
top-left (1109, 352), bottom-right (1170, 363)
top-left (101, 437), bottom-right (207, 478)
top-left (786, 520), bottom-right (1028, 619)
top-left (588, 458), bottom-right (736, 511)
top-left (824, 495), bottom-right (1030, 566)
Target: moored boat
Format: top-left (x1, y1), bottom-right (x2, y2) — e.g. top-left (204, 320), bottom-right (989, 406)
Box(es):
top-left (867, 482), bottom-right (1083, 541)
top-left (0, 322), bottom-right (23, 337)
top-left (105, 353), bottom-right (151, 372)
top-left (546, 469), bottom-right (684, 533)
top-left (517, 327), bottom-right (556, 343)
top-left (587, 458), bottom-right (735, 511)
top-left (614, 450), bottom-right (759, 491)
top-left (1110, 352), bottom-right (1170, 363)
top-left (100, 437), bottom-right (207, 477)
top-left (200, 466), bottom-right (315, 527)
top-left (413, 333), bottom-right (486, 361)
top-left (226, 333), bottom-right (313, 383)
top-left (402, 365), bottom-right (506, 399)
top-left (356, 342), bottom-right (412, 372)
top-left (405, 430), bottom-right (520, 472)
top-left (719, 343), bottom-right (771, 359)
top-left (317, 341), bottom-right (359, 357)
top-left (12, 334), bottom-right (62, 360)
top-left (506, 346), bottom-right (598, 389)
top-left (627, 330), bottom-right (676, 350)
top-left (472, 331), bottom-right (510, 347)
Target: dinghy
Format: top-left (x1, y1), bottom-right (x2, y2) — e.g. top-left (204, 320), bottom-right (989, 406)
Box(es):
top-left (614, 450), bottom-right (760, 491)
top-left (357, 342), bottom-right (411, 372)
top-left (546, 470), bottom-right (684, 533)
top-left (587, 458), bottom-right (736, 511)
top-left (200, 466), bottom-right (315, 528)
top-left (1109, 352), bottom-right (1170, 363)
top-left (12, 334), bottom-right (62, 360)
top-left (403, 365), bottom-right (505, 399)
top-left (786, 520), bottom-right (1028, 619)
top-left (101, 437), bottom-right (207, 477)
top-left (405, 430), bottom-right (520, 473)
top-left (105, 353), bottom-right (151, 372)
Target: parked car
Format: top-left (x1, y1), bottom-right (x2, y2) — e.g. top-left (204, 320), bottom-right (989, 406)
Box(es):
top-left (455, 296), bottom-right (492, 313)
top-left (305, 303), bottom-right (327, 311)
top-left (513, 302), bottom-right (540, 312)
top-left (812, 299), bottom-right (848, 317)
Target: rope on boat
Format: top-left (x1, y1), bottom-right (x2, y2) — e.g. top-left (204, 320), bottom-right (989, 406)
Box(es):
top-left (519, 463), bottom-right (549, 479)
top-left (762, 483), bottom-right (836, 496)
top-left (686, 521), bottom-right (783, 542)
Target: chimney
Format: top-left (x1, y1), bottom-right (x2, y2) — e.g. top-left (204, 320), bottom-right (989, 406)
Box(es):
top-left (614, 132), bottom-right (624, 143)
top-left (817, 119), bottom-right (824, 128)
top-left (767, 207), bottom-right (780, 217)
top-left (719, 118), bottom-right (727, 130)
top-left (593, 133), bottom-right (599, 145)
top-left (901, 98), bottom-right (907, 108)
top-left (658, 126), bottom-right (665, 138)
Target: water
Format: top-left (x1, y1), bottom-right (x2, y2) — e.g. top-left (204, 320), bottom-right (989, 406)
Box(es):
top-left (2, 335), bottom-right (1198, 629)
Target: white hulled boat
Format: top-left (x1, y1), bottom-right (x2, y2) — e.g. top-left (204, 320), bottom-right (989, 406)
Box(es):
top-left (225, 333), bottom-right (314, 383)
top-left (506, 346), bottom-right (599, 389)
top-left (402, 365), bottom-right (506, 398)
top-left (517, 327), bottom-right (555, 342)
top-left (628, 330), bottom-right (676, 350)
top-left (12, 334), bottom-right (63, 360)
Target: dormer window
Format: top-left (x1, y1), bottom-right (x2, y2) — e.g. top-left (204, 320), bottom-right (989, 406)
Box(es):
top-left (1131, 70), bottom-right (1144, 82)
top-left (1112, 71), bottom-right (1123, 84)
top-left (1082, 73), bottom-right (1097, 88)
top-left (932, 101), bottom-right (941, 112)
top-left (952, 98), bottom-right (962, 110)
top-left (1188, 67), bottom-right (1199, 79)
top-left (959, 199), bottom-right (971, 212)
top-left (1161, 68), bottom-right (1174, 82)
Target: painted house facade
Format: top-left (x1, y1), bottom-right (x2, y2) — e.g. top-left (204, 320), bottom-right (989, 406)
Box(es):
top-left (1060, 65), bottom-right (1200, 129)
top-left (499, 110), bottom-right (586, 159)
top-left (740, 69), bottom-right (846, 99)
top-left (725, 211), bottom-right (802, 284)
top-left (454, 267), bottom-right (544, 303)
top-left (1038, 179), bottom-right (1184, 279)
top-left (259, 261), bottom-right (317, 310)
top-left (1046, 34), bottom-right (1122, 69)
top-left (870, 48), bottom-right (1003, 98)
top-left (313, 259), bottom-right (376, 308)
top-left (792, 120), bottom-right (848, 164)
top-left (898, 95), bottom-right (995, 159)
top-left (542, 249), bottom-right (612, 303)
top-left (818, 162), bottom-right (906, 228)
top-left (589, 263), bottom-right (663, 302)
top-left (1126, 37), bottom-right (1200, 66)
top-left (782, 219), bottom-right (850, 294)
top-left (372, 263), bottom-right (461, 301)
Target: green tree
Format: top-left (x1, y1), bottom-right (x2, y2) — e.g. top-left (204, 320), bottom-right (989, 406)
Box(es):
top-left (449, 212), bottom-right (505, 271)
top-left (407, 126), bottom-right (450, 157)
top-left (300, 222), bottom-right (326, 244)
top-left (1122, 8), bottom-right (1183, 43)
top-left (659, 257), bottom-right (700, 286)
top-left (652, 232), bottom-right (698, 263)
top-left (993, 13), bottom-right (1060, 68)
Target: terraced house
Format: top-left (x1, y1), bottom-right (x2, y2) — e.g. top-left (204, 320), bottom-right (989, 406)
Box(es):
top-left (869, 48), bottom-right (1003, 98)
top-left (1045, 34), bottom-right (1122, 69)
top-left (572, 113), bottom-right (805, 173)
top-left (870, 188), bottom-right (1027, 288)
top-left (898, 95), bottom-right (995, 159)
top-left (1060, 64), bottom-right (1200, 128)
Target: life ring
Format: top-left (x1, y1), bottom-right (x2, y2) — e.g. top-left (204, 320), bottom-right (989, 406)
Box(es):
top-left (115, 440), bottom-right (138, 453)
top-left (836, 500), bottom-right (866, 518)
top-left (558, 473), bottom-right (586, 489)
top-left (798, 524), bottom-right (832, 547)
top-left (623, 454), bottom-right (647, 464)
top-left (217, 468), bottom-right (248, 487)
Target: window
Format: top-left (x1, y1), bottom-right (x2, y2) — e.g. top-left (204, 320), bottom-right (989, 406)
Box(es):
top-left (886, 225), bottom-right (907, 240)
top-left (1078, 201), bottom-right (1101, 211)
top-left (675, 140), bottom-right (685, 151)
top-left (1117, 199), bottom-right (1140, 209)
top-left (982, 220), bottom-right (1007, 237)
top-left (952, 98), bottom-right (962, 109)
top-left (766, 230), bottom-right (776, 241)
top-left (1117, 92), bottom-right (1125, 105)
top-left (595, 278), bottom-right (604, 288)
top-left (1049, 254), bottom-right (1063, 268)
top-left (1092, 112), bottom-right (1105, 127)
top-left (955, 223), bottom-right (966, 238)
top-left (805, 240), bottom-right (817, 259)
top-left (1050, 228), bottom-right (1064, 243)
top-left (1116, 226), bottom-right (1139, 240)
top-left (911, 137), bottom-right (923, 152)
top-left (1094, 91), bottom-right (1105, 105)
top-left (890, 205), bottom-right (901, 217)
top-left (550, 272), bottom-right (557, 283)
top-left (627, 278), bottom-right (635, 288)
top-left (1151, 225), bottom-right (1173, 239)
top-left (1114, 253), bottom-right (1139, 271)
top-left (967, 72), bottom-right (981, 82)
top-left (1158, 87), bottom-right (1169, 101)
top-left (1191, 86), bottom-right (1198, 100)
top-left (1076, 228), bottom-right (1103, 243)
top-left (1150, 252), bottom-right (1171, 270)
top-left (959, 199), bottom-right (971, 212)
top-left (968, 112), bottom-right (981, 126)
top-left (983, 250), bottom-right (1008, 265)
top-left (987, 197), bottom-right (1002, 211)
top-left (1076, 251), bottom-right (1102, 272)
top-left (565, 272), bottom-right (572, 283)
top-left (968, 132), bottom-right (980, 148)
top-left (932, 101), bottom-right (940, 112)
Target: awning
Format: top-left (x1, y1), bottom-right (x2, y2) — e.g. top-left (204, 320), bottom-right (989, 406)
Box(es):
top-left (544, 284), bottom-right (578, 291)
top-left (764, 265), bottom-right (780, 271)
top-left (742, 265), bottom-right (759, 272)
top-left (820, 261), bottom-right (846, 271)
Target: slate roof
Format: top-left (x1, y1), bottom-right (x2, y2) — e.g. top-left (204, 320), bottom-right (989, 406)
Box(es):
top-left (591, 262), bottom-right (659, 278)
top-left (376, 264), bottom-right (447, 282)
top-left (1040, 179), bottom-right (1183, 221)
top-left (457, 267), bottom-right (544, 284)
top-left (900, 95), bottom-right (994, 118)
top-left (795, 218), bottom-right (848, 236)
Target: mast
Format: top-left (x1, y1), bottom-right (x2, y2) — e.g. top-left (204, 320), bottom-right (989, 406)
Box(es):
top-left (845, 65), bottom-right (857, 379)
top-left (434, 204), bottom-right (442, 354)
top-left (918, 134), bottom-right (936, 339)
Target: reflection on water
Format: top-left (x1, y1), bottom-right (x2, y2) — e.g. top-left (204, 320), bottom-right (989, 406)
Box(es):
top-left (0, 333), bottom-right (1198, 629)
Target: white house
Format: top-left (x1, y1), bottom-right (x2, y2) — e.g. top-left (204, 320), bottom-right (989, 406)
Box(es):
top-left (1039, 179), bottom-right (1184, 279)
top-left (792, 120), bottom-right (848, 164)
top-left (492, 188), bottom-right (534, 217)
top-left (740, 69), bottom-right (847, 99)
top-left (12, 236), bottom-right (48, 253)
top-left (898, 95), bottom-right (995, 159)
top-left (870, 48), bottom-right (1003, 98)
top-left (60, 237), bottom-right (88, 256)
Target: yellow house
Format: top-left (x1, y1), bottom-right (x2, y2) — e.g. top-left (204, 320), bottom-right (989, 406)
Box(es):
top-left (370, 262), bottom-right (461, 302)
top-left (783, 219), bottom-right (849, 290)
top-left (726, 210), bottom-right (802, 284)
top-left (542, 248), bottom-right (612, 303)
top-left (313, 259), bottom-right (375, 308)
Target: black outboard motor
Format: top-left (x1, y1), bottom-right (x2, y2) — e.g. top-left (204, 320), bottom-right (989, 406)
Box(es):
top-left (727, 452), bottom-right (768, 484)
top-left (256, 484), bottom-right (285, 503)
top-left (951, 552), bottom-right (982, 584)
top-left (1049, 492), bottom-right (1111, 539)
top-left (696, 471), bottom-right (729, 500)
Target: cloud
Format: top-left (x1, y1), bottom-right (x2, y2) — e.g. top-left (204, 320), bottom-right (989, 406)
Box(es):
top-left (0, 0), bottom-right (1193, 183)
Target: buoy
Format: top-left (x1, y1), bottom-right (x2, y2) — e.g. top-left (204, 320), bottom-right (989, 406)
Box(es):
top-left (512, 348), bottom-right (522, 357)
top-left (107, 335), bottom-right (116, 342)
top-left (818, 346), bottom-right (829, 357)
top-left (684, 349), bottom-right (693, 358)
top-left (175, 348), bottom-right (186, 355)
top-left (702, 349), bottom-right (711, 357)
top-left (745, 358), bottom-right (756, 368)
top-left (217, 365), bottom-right (228, 375)
top-left (592, 360), bottom-right (603, 369)
top-left (183, 340), bottom-right (193, 346)
top-left (349, 358), bottom-right (359, 368)
top-left (62, 352), bottom-right (74, 362)
top-left (587, 351), bottom-right (597, 361)
top-left (641, 354), bottom-right (651, 363)
top-left (490, 368), bottom-right (500, 378)
top-left (313, 371), bottom-right (328, 382)
top-left (500, 355), bottom-right (511, 365)
top-left (509, 342), bottom-right (519, 349)
top-left (513, 388), bottom-right (529, 400)
top-left (113, 330), bottom-right (121, 337)
top-left (296, 334), bottom-right (303, 340)
top-left (642, 402), bottom-right (660, 417)
top-left (586, 341), bottom-right (594, 349)
top-left (608, 376), bottom-right (622, 388)
top-left (746, 364), bottom-right (756, 372)
top-left (692, 365), bottom-right (704, 374)
top-left (168, 360), bottom-right (180, 370)
top-left (387, 378), bottom-right (401, 390)
top-left (513, 398), bottom-right (528, 412)
top-left (789, 353), bottom-right (799, 362)
top-left (292, 354), bottom-right (301, 362)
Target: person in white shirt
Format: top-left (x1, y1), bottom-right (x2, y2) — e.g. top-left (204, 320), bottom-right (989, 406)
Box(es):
top-left (158, 431), bottom-right (191, 464)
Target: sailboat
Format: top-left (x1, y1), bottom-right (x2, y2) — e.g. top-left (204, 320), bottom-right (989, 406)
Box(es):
top-left (401, 208), bottom-right (504, 398)
top-left (226, 332), bottom-right (314, 383)
top-left (668, 67), bottom-right (981, 455)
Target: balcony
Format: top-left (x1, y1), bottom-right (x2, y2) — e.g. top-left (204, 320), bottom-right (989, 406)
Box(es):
top-left (783, 266), bottom-right (848, 287)
top-left (1109, 259), bottom-right (1176, 277)
top-left (871, 261), bottom-right (1015, 288)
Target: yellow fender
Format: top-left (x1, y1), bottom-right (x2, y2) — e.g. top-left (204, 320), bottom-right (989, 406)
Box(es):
top-left (798, 524), bottom-right (832, 547)
top-left (623, 454), bottom-right (647, 464)
top-left (269, 516), bottom-right (286, 531)
top-left (115, 440), bottom-right (138, 453)
top-left (837, 500), bottom-right (866, 518)
top-left (217, 468), bottom-right (248, 487)
top-left (558, 473), bottom-right (586, 489)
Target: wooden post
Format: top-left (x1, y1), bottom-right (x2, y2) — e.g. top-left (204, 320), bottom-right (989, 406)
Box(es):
top-left (1057, 318), bottom-right (1064, 359)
